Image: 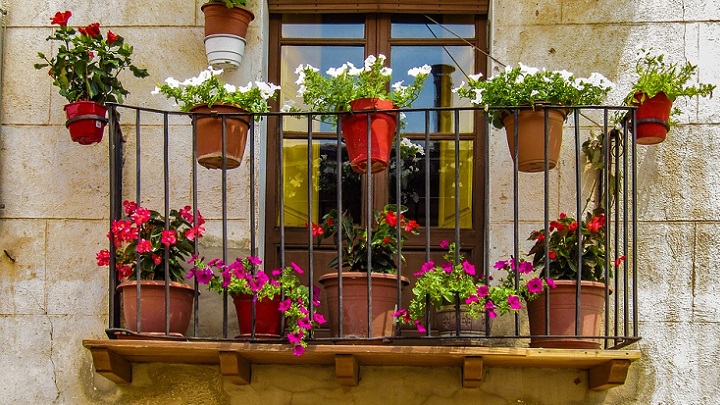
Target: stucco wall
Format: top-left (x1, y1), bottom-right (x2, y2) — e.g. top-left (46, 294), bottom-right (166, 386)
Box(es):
top-left (0, 0), bottom-right (718, 404)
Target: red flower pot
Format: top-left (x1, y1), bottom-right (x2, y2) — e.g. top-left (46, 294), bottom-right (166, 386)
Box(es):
top-left (232, 294), bottom-right (282, 337)
top-left (632, 92), bottom-right (673, 145)
top-left (340, 98), bottom-right (397, 174)
top-left (64, 101), bottom-right (108, 145)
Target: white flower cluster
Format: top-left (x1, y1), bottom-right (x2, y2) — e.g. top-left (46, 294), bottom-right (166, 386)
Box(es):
top-left (400, 137), bottom-right (424, 156)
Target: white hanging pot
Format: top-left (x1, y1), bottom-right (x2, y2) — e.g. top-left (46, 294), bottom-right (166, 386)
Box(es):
top-left (204, 34), bottom-right (247, 71)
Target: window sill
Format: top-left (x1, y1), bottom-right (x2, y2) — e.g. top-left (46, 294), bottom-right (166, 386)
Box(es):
top-left (82, 339), bottom-right (640, 390)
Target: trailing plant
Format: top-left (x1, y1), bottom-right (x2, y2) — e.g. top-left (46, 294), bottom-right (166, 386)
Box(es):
top-left (188, 256), bottom-right (325, 356)
top-left (35, 10), bottom-right (149, 104)
top-left (205, 0), bottom-right (247, 7)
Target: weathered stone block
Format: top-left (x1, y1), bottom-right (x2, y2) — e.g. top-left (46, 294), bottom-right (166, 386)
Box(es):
top-left (0, 220), bottom-right (47, 315)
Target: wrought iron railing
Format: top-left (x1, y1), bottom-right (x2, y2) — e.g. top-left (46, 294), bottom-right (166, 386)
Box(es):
top-left (104, 103), bottom-right (640, 350)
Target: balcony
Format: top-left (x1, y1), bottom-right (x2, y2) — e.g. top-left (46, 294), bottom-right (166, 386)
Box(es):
top-left (83, 104), bottom-right (641, 390)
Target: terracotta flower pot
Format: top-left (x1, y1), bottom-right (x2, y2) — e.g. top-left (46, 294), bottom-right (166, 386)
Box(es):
top-left (527, 280), bottom-right (606, 349)
top-left (318, 272), bottom-right (408, 338)
top-left (201, 2), bottom-right (254, 70)
top-left (631, 91), bottom-right (673, 145)
top-left (502, 107), bottom-right (568, 173)
top-left (232, 294), bottom-right (282, 337)
top-left (64, 101), bottom-right (108, 145)
top-left (117, 280), bottom-right (195, 336)
top-left (340, 98), bottom-right (398, 174)
top-left (190, 103), bottom-right (251, 170)
top-left (434, 304), bottom-right (492, 337)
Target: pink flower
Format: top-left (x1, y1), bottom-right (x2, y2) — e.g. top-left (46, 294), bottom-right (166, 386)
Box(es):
top-left (248, 256), bottom-right (262, 266)
top-left (465, 294), bottom-right (479, 305)
top-left (136, 239), bottom-right (152, 254)
top-left (526, 278), bottom-right (543, 294)
top-left (439, 239), bottom-right (449, 249)
top-left (545, 278), bottom-right (556, 289)
top-left (508, 295), bottom-right (521, 310)
top-left (414, 320), bottom-right (427, 334)
top-left (293, 345), bottom-right (305, 356)
top-left (441, 262), bottom-right (453, 274)
top-left (96, 249), bottom-right (110, 266)
top-left (123, 200), bottom-right (137, 215)
top-left (287, 330), bottom-right (304, 344)
top-left (485, 301), bottom-right (497, 319)
top-left (518, 261), bottom-right (534, 274)
top-left (290, 262), bottom-right (304, 274)
top-left (298, 317), bottom-right (313, 330)
top-left (414, 261), bottom-right (435, 276)
top-left (476, 285), bottom-right (489, 298)
top-left (313, 313), bottom-right (326, 325)
top-left (196, 268), bottom-right (214, 284)
top-left (279, 299), bottom-right (292, 312)
top-left (493, 260), bottom-right (507, 270)
top-left (462, 260), bottom-right (475, 275)
top-left (161, 230), bottom-right (176, 246)
top-left (131, 207), bottom-right (150, 225)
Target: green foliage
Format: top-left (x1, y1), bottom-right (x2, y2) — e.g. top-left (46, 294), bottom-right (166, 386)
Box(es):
top-left (208, 0), bottom-right (247, 7)
top-left (455, 63), bottom-right (614, 128)
top-left (316, 204), bottom-right (420, 274)
top-left (291, 54), bottom-right (431, 124)
top-left (153, 67), bottom-right (279, 117)
top-left (625, 49), bottom-right (716, 106)
top-left (527, 211), bottom-right (609, 282)
top-left (35, 12), bottom-right (148, 104)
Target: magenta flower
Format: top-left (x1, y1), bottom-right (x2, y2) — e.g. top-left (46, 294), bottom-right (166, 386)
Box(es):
top-left (161, 229), bottom-right (177, 246)
top-left (290, 262), bottom-right (304, 274)
top-left (485, 301), bottom-right (497, 318)
top-left (462, 260), bottom-right (476, 275)
top-left (313, 313), bottom-right (326, 325)
top-left (493, 260), bottom-right (507, 270)
top-left (414, 320), bottom-right (427, 333)
top-left (293, 345), bottom-right (305, 356)
top-left (414, 260), bottom-right (435, 276)
top-left (546, 278), bottom-right (556, 289)
top-left (136, 238), bottom-right (152, 254)
top-left (441, 262), bottom-right (453, 274)
top-left (465, 294), bottom-right (479, 305)
top-left (287, 330), bottom-right (305, 344)
top-left (278, 298), bottom-right (292, 312)
top-left (196, 268), bottom-right (214, 284)
top-left (221, 269), bottom-right (232, 288)
top-left (527, 278), bottom-right (543, 294)
top-left (507, 295), bottom-right (521, 310)
top-left (271, 269), bottom-right (282, 277)
top-left (518, 261), bottom-right (534, 274)
top-left (248, 256), bottom-right (262, 266)
top-left (476, 285), bottom-right (489, 298)
top-left (298, 317), bottom-right (313, 330)
top-left (439, 239), bottom-right (449, 249)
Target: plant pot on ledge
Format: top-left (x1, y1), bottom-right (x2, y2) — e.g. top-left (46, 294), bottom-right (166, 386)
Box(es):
top-left (502, 106), bottom-right (568, 173)
top-left (319, 272), bottom-right (408, 339)
top-left (341, 98), bottom-right (397, 174)
top-left (232, 294), bottom-right (282, 337)
top-left (201, 2), bottom-right (255, 70)
top-left (190, 103), bottom-right (251, 170)
top-left (117, 280), bottom-right (195, 337)
top-left (630, 91), bottom-right (672, 145)
top-left (64, 101), bottom-right (108, 145)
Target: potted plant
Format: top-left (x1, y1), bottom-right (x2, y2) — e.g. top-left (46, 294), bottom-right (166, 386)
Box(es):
top-left (201, 0), bottom-right (254, 70)
top-left (96, 200), bottom-right (205, 336)
top-left (525, 210), bottom-right (613, 349)
top-left (313, 204), bottom-right (420, 338)
top-left (35, 10), bottom-right (149, 145)
top-left (187, 256), bottom-right (325, 356)
top-left (454, 63), bottom-right (613, 172)
top-left (292, 54), bottom-right (431, 174)
top-left (393, 241), bottom-right (539, 336)
top-left (624, 49), bottom-right (716, 145)
top-left (153, 67), bottom-right (279, 170)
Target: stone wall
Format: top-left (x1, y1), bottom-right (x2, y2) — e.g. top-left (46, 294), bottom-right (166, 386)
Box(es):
top-left (0, 0), bottom-right (718, 403)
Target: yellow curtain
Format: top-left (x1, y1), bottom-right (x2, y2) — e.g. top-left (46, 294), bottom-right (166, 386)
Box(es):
top-left (437, 141), bottom-right (473, 228)
top-left (282, 140), bottom-right (321, 226)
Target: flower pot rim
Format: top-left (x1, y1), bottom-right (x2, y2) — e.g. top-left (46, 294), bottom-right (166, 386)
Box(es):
top-left (201, 2), bottom-right (255, 21)
top-left (318, 271), bottom-right (409, 285)
top-left (117, 280), bottom-right (195, 291)
top-left (499, 104), bottom-right (569, 125)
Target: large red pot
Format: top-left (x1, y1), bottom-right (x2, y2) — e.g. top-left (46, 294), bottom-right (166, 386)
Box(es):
top-left (232, 294), bottom-right (282, 337)
top-left (64, 101), bottom-right (108, 145)
top-left (190, 103), bottom-right (250, 170)
top-left (340, 98), bottom-right (397, 174)
top-left (631, 92), bottom-right (673, 145)
top-left (527, 280), bottom-right (606, 349)
top-left (318, 272), bottom-right (408, 339)
top-left (118, 280), bottom-right (195, 336)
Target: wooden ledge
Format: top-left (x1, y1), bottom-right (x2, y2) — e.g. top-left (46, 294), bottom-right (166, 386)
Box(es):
top-left (83, 340), bottom-right (640, 390)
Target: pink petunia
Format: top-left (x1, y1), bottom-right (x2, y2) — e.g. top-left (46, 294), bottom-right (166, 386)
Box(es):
top-left (414, 320), bottom-right (427, 334)
top-left (476, 285), bottom-right (489, 298)
top-left (161, 230), bottom-right (177, 246)
top-left (526, 278), bottom-right (544, 294)
top-left (507, 295), bottom-right (522, 310)
top-left (545, 278), bottom-right (557, 289)
top-left (462, 260), bottom-right (476, 275)
top-left (290, 262), bottom-right (304, 274)
top-left (313, 313), bottom-right (326, 325)
top-left (293, 345), bottom-right (305, 356)
top-left (439, 239), bottom-right (449, 249)
top-left (278, 299), bottom-right (292, 312)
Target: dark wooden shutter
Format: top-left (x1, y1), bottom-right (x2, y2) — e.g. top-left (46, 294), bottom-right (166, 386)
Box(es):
top-left (268, 0), bottom-right (488, 14)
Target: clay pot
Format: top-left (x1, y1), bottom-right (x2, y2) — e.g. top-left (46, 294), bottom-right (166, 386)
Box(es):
top-left (434, 304), bottom-right (492, 336)
top-left (201, 2), bottom-right (254, 69)
top-left (631, 92), bottom-right (673, 145)
top-left (232, 294), bottom-right (282, 337)
top-left (118, 280), bottom-right (195, 336)
top-left (340, 98), bottom-right (397, 174)
top-left (502, 107), bottom-right (568, 173)
top-left (190, 103), bottom-right (250, 170)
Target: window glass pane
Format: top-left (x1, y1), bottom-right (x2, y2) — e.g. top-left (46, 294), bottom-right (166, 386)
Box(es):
top-left (391, 15), bottom-right (474, 39)
top-left (391, 45), bottom-right (475, 133)
top-left (281, 45), bottom-right (365, 132)
top-left (282, 14), bottom-right (365, 38)
top-left (281, 139), bottom-right (362, 227)
top-left (389, 139), bottom-right (473, 229)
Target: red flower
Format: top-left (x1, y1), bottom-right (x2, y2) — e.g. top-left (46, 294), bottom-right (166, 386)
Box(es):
top-left (615, 255), bottom-right (626, 267)
top-left (385, 210), bottom-right (398, 227)
top-left (535, 232), bottom-right (545, 243)
top-left (79, 22), bottom-right (101, 37)
top-left (548, 251), bottom-right (557, 260)
top-left (559, 212), bottom-right (567, 219)
top-left (161, 229), bottom-right (177, 246)
top-left (50, 11), bottom-right (72, 26)
top-left (123, 200), bottom-right (137, 215)
top-left (587, 214), bottom-right (605, 233)
top-left (152, 254), bottom-right (162, 265)
top-left (305, 222), bottom-right (323, 237)
top-left (549, 220), bottom-right (564, 232)
top-left (404, 219), bottom-right (419, 232)
top-left (568, 221), bottom-right (578, 231)
top-left (381, 236), bottom-right (391, 245)
top-left (96, 249), bottom-right (110, 266)
top-left (107, 30), bottom-right (118, 45)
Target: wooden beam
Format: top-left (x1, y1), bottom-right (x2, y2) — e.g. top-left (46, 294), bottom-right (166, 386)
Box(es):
top-left (462, 356), bottom-right (483, 388)
top-left (335, 354), bottom-right (359, 386)
top-left (588, 360), bottom-right (631, 390)
top-left (219, 352), bottom-right (251, 385)
top-left (89, 348), bottom-right (132, 384)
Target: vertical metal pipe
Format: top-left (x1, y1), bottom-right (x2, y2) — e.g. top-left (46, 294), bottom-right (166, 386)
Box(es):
top-left (134, 109), bottom-right (143, 333)
top-left (484, 109), bottom-right (491, 337)
top-left (454, 109), bottom-right (462, 336)
top-left (573, 108), bottom-right (582, 338)
top-left (542, 107), bottom-right (550, 338)
top-left (278, 116), bottom-right (287, 338)
top-left (191, 113), bottom-right (199, 337)
top-left (306, 114), bottom-right (315, 342)
top-left (423, 110), bottom-right (431, 335)
top-left (108, 104), bottom-right (123, 330)
top-left (631, 108), bottom-right (639, 338)
top-left (221, 114), bottom-right (229, 339)
top-left (163, 112), bottom-right (171, 336)
top-left (365, 111), bottom-right (373, 338)
top-left (394, 112), bottom-right (402, 337)
top-left (336, 114), bottom-right (344, 338)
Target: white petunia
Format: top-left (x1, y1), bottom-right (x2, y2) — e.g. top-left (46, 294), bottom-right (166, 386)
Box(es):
top-left (151, 86), bottom-right (161, 95)
top-left (380, 67), bottom-right (392, 76)
top-left (223, 83), bottom-right (237, 93)
top-left (392, 81), bottom-right (405, 91)
top-left (237, 82), bottom-right (253, 93)
top-left (518, 62), bottom-right (539, 76)
top-left (364, 54), bottom-right (377, 69)
top-left (257, 81), bottom-right (281, 99)
top-left (164, 77), bottom-right (181, 88)
top-left (555, 69), bottom-right (574, 81)
top-left (472, 88), bottom-right (485, 104)
top-left (347, 62), bottom-right (363, 76)
top-left (468, 73), bottom-right (483, 81)
top-left (327, 64), bottom-right (348, 78)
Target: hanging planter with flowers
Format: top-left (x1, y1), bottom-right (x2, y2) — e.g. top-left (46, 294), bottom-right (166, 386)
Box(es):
top-left (96, 201), bottom-right (205, 337)
top-left (455, 63), bottom-right (613, 172)
top-left (201, 0), bottom-right (254, 70)
top-left (35, 10), bottom-right (149, 145)
top-left (153, 67), bottom-right (279, 170)
top-left (292, 54), bottom-right (431, 174)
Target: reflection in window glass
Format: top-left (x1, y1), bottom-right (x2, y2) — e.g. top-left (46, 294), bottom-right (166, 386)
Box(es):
top-left (282, 15), bottom-right (365, 39)
top-left (391, 15), bottom-right (474, 39)
top-left (391, 46), bottom-right (475, 133)
top-left (389, 139), bottom-right (473, 228)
